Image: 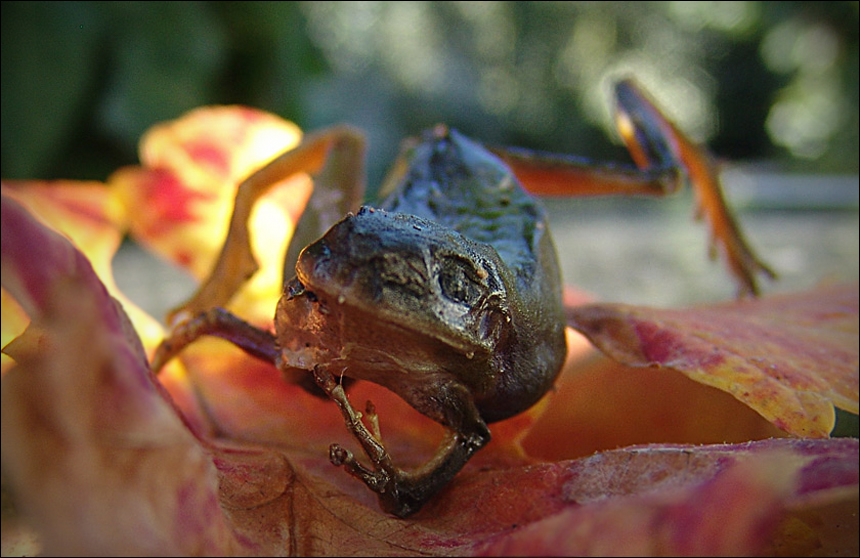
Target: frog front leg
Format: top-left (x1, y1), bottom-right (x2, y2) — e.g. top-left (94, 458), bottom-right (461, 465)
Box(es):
top-left (151, 306), bottom-right (334, 397)
top-left (313, 366), bottom-right (490, 518)
top-left (151, 307), bottom-right (278, 373)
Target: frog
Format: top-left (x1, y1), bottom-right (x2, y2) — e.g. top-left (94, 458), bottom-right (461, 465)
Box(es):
top-left (151, 78), bottom-right (774, 518)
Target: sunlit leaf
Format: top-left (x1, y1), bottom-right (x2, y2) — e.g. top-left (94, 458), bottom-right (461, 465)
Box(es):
top-left (1, 180), bottom-right (124, 292)
top-left (566, 284), bottom-right (859, 437)
top-left (1, 194), bottom-right (243, 555)
top-left (109, 106), bottom-right (313, 323)
top-left (0, 180), bottom-right (164, 353)
top-left (0, 182), bottom-right (207, 446)
top-left (1, 288), bottom-right (28, 375)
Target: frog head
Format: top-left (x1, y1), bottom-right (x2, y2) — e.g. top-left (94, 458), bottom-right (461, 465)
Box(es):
top-left (282, 207), bottom-right (514, 362)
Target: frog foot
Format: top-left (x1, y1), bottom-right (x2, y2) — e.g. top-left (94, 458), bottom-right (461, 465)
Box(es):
top-left (312, 366), bottom-right (431, 517)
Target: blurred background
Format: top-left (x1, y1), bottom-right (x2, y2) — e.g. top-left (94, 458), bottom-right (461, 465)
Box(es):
top-left (3, 2), bottom-right (858, 182)
top-left (2, 1), bottom-right (858, 308)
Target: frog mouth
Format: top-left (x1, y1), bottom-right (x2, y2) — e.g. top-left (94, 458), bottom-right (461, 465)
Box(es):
top-left (280, 274), bottom-right (488, 361)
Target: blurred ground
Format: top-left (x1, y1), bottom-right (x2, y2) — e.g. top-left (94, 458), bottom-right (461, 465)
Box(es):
top-left (546, 171), bottom-right (859, 306)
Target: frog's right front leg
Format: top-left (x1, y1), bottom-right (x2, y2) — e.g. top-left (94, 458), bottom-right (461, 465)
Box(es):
top-left (312, 367), bottom-right (491, 518)
top-left (151, 306), bottom-right (335, 397)
top-left (151, 308), bottom-right (278, 373)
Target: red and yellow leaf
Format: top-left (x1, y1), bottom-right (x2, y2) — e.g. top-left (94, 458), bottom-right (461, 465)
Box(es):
top-left (1, 194), bottom-right (245, 555)
top-left (109, 106), bottom-right (313, 323)
top-left (1, 287), bottom-right (28, 375)
top-left (0, 180), bottom-right (165, 354)
top-left (565, 284), bottom-right (859, 437)
top-left (0, 180), bottom-right (125, 280)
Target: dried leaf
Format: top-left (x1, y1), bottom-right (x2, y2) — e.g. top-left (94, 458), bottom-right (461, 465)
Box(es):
top-left (0, 180), bottom-right (125, 279)
top-left (472, 439), bottom-right (858, 556)
top-left (0, 180), bottom-right (165, 353)
top-left (1, 287), bottom-right (28, 375)
top-left (566, 285), bottom-right (859, 437)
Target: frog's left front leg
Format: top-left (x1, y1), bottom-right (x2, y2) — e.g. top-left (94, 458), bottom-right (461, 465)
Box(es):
top-left (313, 367), bottom-right (490, 518)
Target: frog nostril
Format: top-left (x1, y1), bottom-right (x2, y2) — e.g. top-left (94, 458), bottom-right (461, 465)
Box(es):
top-left (304, 238), bottom-right (331, 261)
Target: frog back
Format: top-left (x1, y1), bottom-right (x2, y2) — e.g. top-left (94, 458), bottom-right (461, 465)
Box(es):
top-left (379, 127), bottom-right (567, 422)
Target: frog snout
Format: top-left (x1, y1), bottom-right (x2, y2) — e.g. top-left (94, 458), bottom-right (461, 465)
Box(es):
top-left (295, 221), bottom-right (365, 290)
top-left (296, 237), bottom-right (332, 284)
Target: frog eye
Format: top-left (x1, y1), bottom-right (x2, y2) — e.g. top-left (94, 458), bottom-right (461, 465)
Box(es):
top-left (374, 252), bottom-right (428, 298)
top-left (438, 255), bottom-right (483, 305)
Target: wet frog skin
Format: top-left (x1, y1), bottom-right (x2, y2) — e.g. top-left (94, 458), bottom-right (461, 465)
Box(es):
top-left (274, 128), bottom-right (567, 516)
top-left (282, 128), bottom-right (567, 422)
top-left (152, 79), bottom-right (774, 517)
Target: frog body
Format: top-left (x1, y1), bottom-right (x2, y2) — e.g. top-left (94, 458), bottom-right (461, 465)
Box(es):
top-left (278, 127), bottom-right (566, 429)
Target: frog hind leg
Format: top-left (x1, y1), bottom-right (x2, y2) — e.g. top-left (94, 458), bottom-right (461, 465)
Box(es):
top-left (490, 78), bottom-right (775, 297)
top-left (168, 126), bottom-right (366, 325)
top-left (313, 366), bottom-right (490, 518)
top-left (613, 78), bottom-right (776, 297)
